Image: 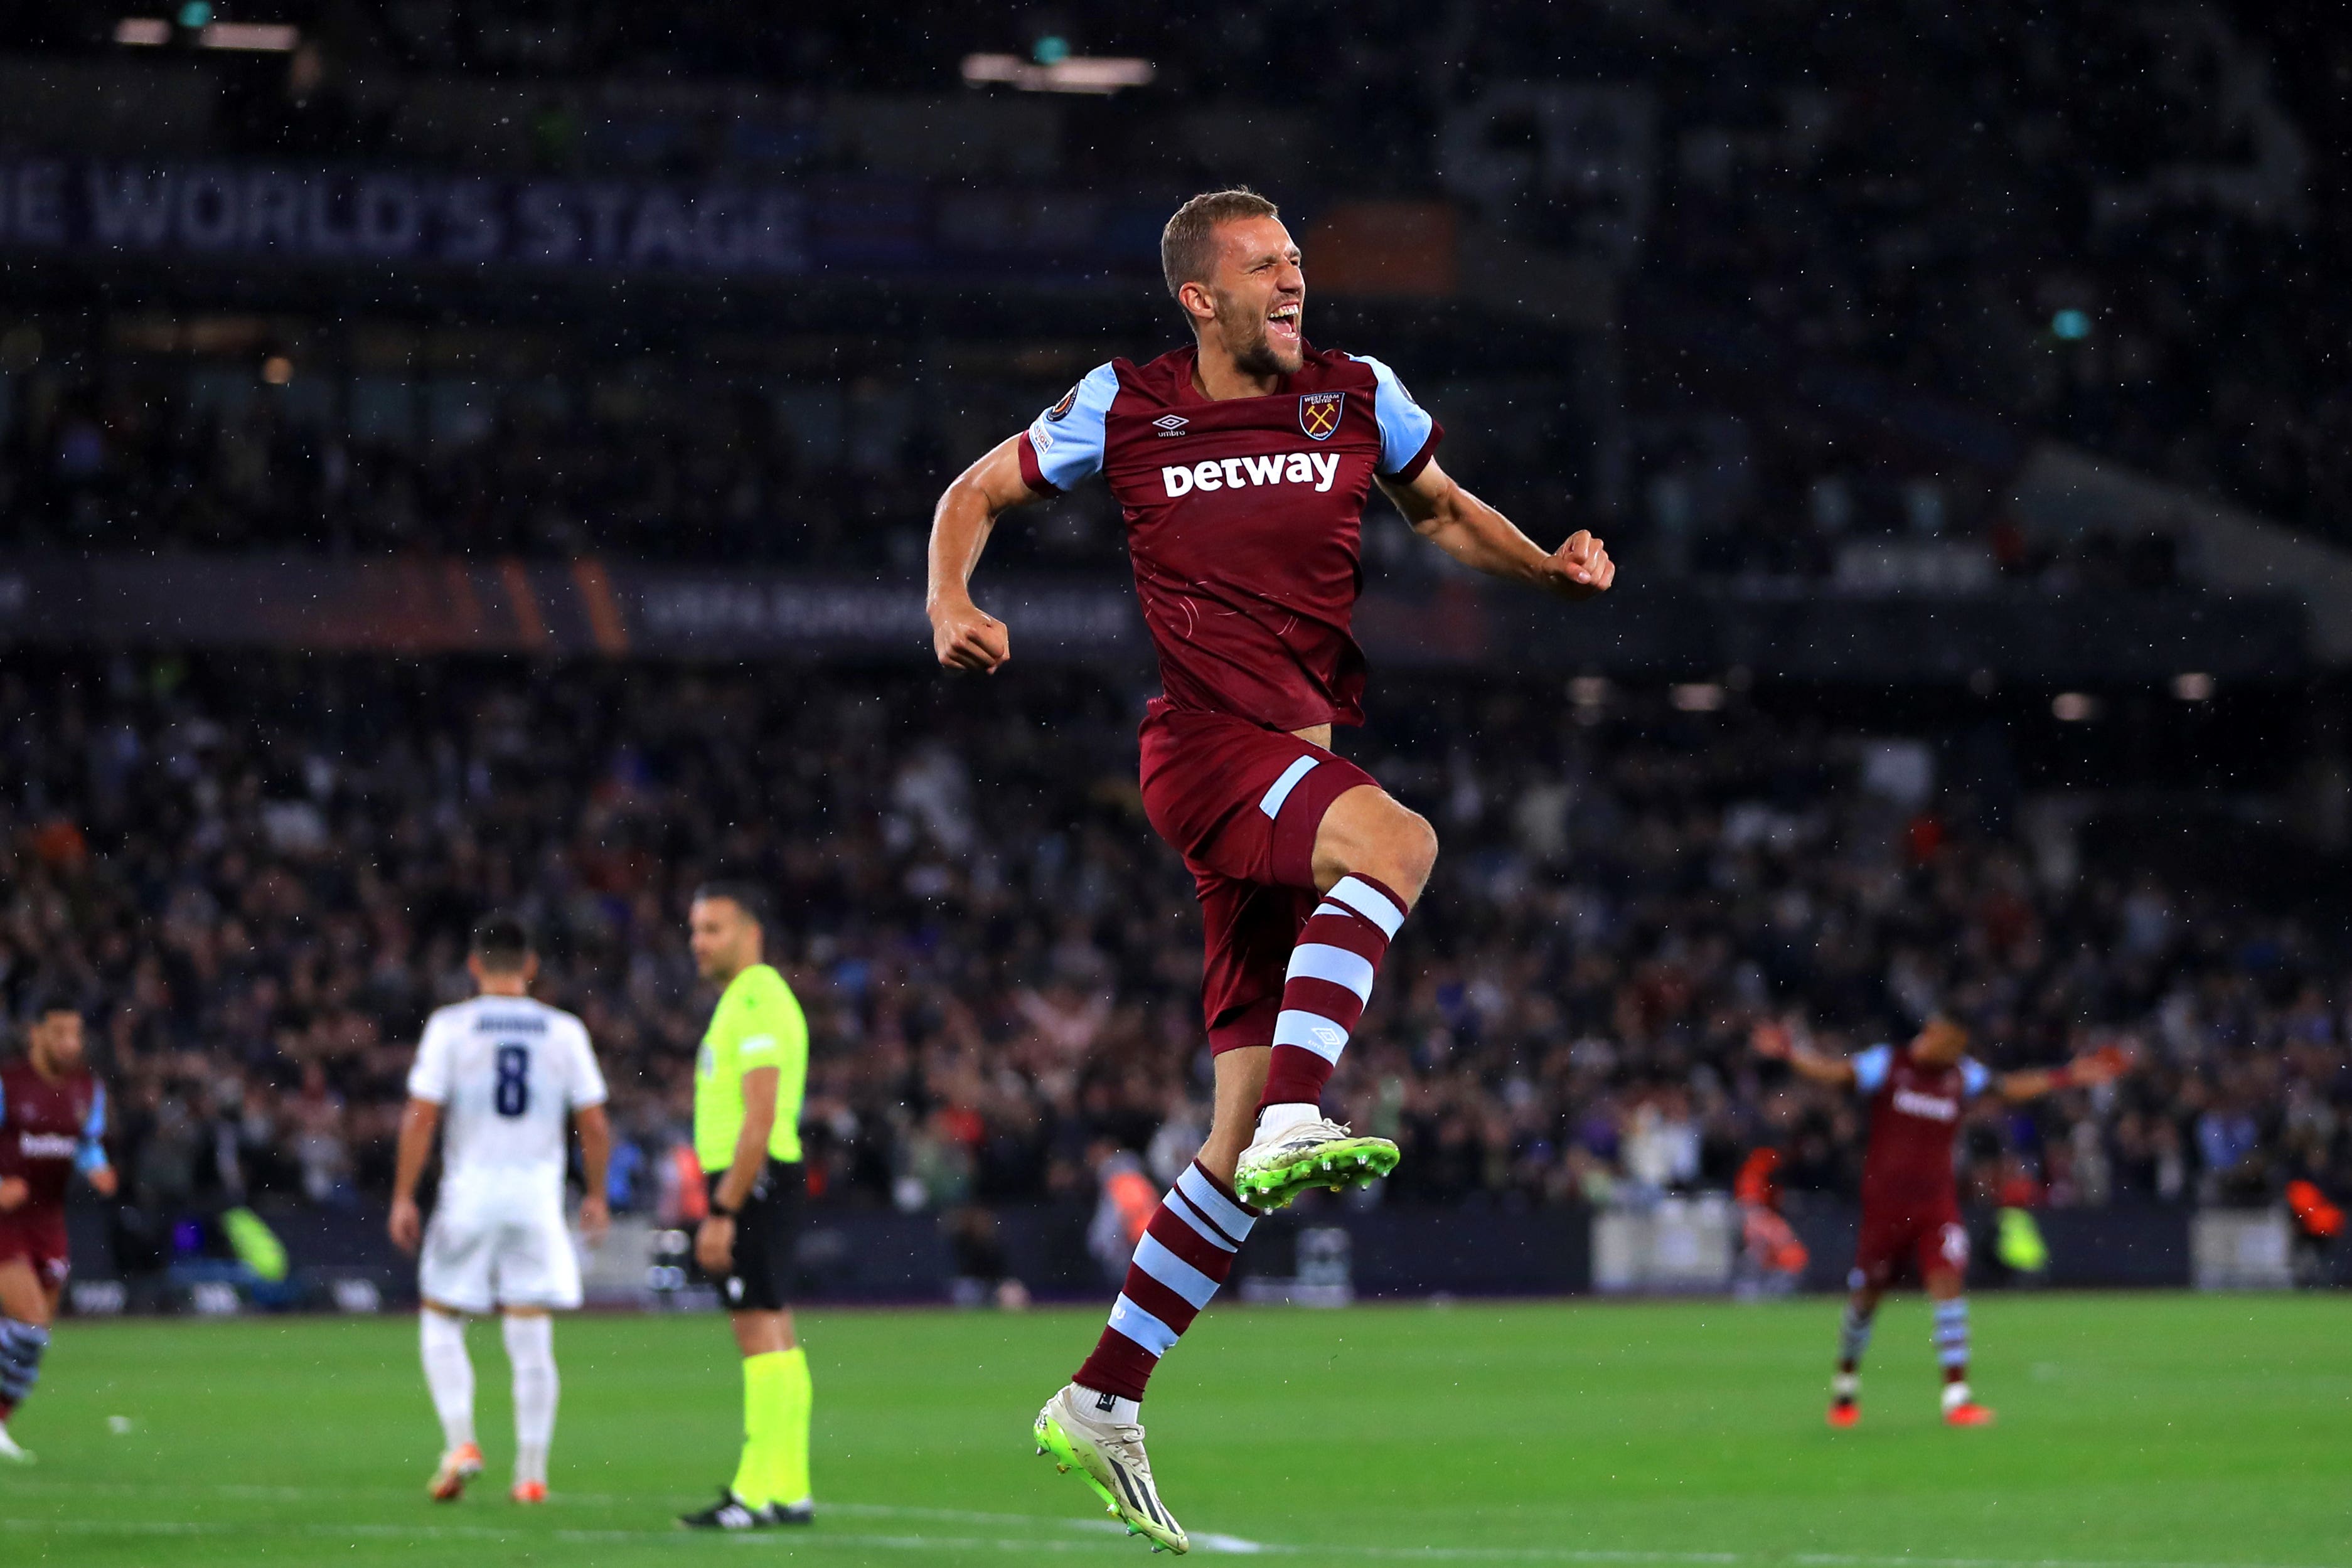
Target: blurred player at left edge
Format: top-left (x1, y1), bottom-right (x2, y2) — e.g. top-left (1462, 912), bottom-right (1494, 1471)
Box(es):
top-left (0, 1001), bottom-right (117, 1461)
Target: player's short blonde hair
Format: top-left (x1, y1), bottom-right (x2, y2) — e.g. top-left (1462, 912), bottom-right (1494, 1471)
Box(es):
top-left (1160, 188), bottom-right (1280, 301)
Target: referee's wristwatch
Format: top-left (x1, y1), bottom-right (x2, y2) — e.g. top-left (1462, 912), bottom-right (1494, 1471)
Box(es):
top-left (708, 1200), bottom-right (739, 1219)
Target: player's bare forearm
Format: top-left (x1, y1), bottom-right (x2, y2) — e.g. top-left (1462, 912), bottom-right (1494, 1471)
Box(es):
top-left (392, 1098), bottom-right (441, 1205)
top-left (388, 1097), bottom-right (440, 1252)
top-left (2000, 1043), bottom-right (2130, 1103)
top-left (1378, 459), bottom-right (1615, 601)
top-left (572, 1102), bottom-right (612, 1240)
top-left (927, 435), bottom-right (1039, 673)
top-left (1785, 1047), bottom-right (1857, 1087)
top-left (1998, 1067), bottom-right (2078, 1102)
top-left (717, 1066), bottom-right (780, 1213)
top-left (1751, 1020), bottom-right (1854, 1085)
top-left (1994, 1070), bottom-right (2043, 1103)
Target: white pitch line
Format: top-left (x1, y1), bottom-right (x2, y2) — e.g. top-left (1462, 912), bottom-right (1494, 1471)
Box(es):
top-left (0, 1517), bottom-right (1255, 1555)
top-left (1, 1517), bottom-right (2343, 1568)
top-left (0, 1480), bottom-right (1107, 1521)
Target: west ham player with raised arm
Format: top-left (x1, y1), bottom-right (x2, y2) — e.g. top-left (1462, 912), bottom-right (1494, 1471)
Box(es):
top-left (1753, 1014), bottom-right (2128, 1429)
top-left (927, 186), bottom-right (1617, 1553)
top-left (390, 915), bottom-right (612, 1503)
top-left (0, 1003), bottom-right (117, 1463)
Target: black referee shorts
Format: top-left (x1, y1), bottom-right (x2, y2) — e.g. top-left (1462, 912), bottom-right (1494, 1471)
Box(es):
top-left (702, 1159), bottom-right (802, 1312)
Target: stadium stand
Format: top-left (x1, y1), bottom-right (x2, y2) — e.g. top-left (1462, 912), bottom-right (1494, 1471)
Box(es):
top-left (3, 653), bottom-right (2342, 1260)
top-left (3, 1), bottom-right (2341, 543)
top-left (1, 3), bottom-right (2348, 1303)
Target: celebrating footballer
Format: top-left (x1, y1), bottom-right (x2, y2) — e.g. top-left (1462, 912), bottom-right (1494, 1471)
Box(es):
top-left (1754, 1014), bottom-right (2132, 1428)
top-left (927, 186), bottom-right (1617, 1551)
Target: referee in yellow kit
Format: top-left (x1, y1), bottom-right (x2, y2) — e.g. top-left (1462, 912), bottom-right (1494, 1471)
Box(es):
top-left (676, 882), bottom-right (814, 1530)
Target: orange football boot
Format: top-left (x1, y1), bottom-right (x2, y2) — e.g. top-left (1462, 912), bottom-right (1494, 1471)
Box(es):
top-left (1826, 1402), bottom-right (1861, 1429)
top-left (1944, 1400), bottom-right (1996, 1427)
top-left (429, 1442), bottom-right (484, 1501)
top-left (511, 1480), bottom-right (549, 1504)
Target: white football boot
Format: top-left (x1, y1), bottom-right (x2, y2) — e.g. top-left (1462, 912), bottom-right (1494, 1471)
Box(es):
top-left (1232, 1114), bottom-right (1398, 1210)
top-left (1034, 1384), bottom-right (1187, 1554)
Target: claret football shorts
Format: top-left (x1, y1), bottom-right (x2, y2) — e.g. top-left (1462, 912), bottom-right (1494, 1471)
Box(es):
top-left (1849, 1198), bottom-right (1970, 1289)
top-left (0, 1203), bottom-right (72, 1291)
top-left (1138, 705), bottom-right (1381, 1055)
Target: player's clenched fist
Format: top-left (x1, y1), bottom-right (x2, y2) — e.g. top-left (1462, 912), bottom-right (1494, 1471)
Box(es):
top-left (929, 595), bottom-right (1010, 673)
top-left (1545, 530), bottom-right (1617, 600)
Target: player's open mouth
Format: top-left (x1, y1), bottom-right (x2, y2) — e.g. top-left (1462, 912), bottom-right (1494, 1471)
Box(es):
top-left (1268, 303), bottom-right (1301, 344)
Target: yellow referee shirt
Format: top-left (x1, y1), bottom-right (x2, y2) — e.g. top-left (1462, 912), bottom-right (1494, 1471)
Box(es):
top-left (693, 963), bottom-right (808, 1170)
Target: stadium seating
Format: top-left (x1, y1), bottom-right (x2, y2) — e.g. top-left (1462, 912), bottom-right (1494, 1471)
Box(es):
top-left (2, 651), bottom-right (2340, 1279)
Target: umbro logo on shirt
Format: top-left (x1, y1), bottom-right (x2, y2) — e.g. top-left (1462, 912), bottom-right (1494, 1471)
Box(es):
top-left (1153, 415), bottom-right (1189, 436)
top-left (1162, 451), bottom-right (1342, 497)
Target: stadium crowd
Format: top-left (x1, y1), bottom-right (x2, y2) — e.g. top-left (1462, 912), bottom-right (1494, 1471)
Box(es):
top-left (1, 345), bottom-right (2184, 594)
top-left (5, 3), bottom-right (2342, 565)
top-left (3, 653), bottom-right (2344, 1257)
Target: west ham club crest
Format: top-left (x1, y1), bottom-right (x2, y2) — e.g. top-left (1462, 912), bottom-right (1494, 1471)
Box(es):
top-left (1298, 391), bottom-right (1344, 440)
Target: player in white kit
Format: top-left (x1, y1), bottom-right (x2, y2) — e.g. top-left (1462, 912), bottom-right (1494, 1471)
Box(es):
top-left (389, 914), bottom-right (611, 1503)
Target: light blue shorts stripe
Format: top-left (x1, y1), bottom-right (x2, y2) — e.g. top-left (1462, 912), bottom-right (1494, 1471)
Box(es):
top-left (1258, 755), bottom-right (1320, 820)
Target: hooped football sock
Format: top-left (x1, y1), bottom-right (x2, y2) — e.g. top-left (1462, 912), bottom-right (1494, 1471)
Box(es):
top-left (419, 1309), bottom-right (476, 1451)
top-left (766, 1347), bottom-right (813, 1507)
top-left (732, 1352), bottom-right (789, 1509)
top-left (1072, 1161), bottom-right (1260, 1403)
top-left (502, 1313), bottom-right (558, 1487)
top-left (1259, 873), bottom-right (1409, 1110)
top-left (1836, 1301), bottom-right (1874, 1382)
top-left (0, 1318), bottom-right (49, 1417)
top-left (1934, 1297), bottom-right (1970, 1383)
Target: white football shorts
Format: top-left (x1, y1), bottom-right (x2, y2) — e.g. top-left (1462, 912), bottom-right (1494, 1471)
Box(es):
top-left (418, 1187), bottom-right (582, 1313)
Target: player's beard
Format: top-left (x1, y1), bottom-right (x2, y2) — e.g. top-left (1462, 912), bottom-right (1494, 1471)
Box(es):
top-left (1217, 297), bottom-right (1303, 378)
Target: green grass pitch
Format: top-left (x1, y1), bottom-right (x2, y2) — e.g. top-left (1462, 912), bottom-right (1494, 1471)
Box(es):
top-left (4, 1293), bottom-right (2348, 1566)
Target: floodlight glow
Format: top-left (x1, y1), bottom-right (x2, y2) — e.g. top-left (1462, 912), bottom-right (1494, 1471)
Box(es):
top-left (2171, 672), bottom-right (2214, 701)
top-left (962, 52), bottom-right (1153, 95)
top-left (2052, 309), bottom-right (2090, 340)
top-left (201, 21), bottom-right (300, 49)
top-left (2052, 692), bottom-right (2098, 722)
top-left (114, 16), bottom-right (170, 43)
top-left (1670, 683), bottom-right (1725, 713)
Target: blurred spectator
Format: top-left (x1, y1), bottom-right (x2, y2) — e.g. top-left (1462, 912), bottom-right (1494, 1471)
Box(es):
top-left (2, 648), bottom-right (2348, 1245)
